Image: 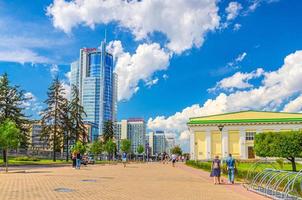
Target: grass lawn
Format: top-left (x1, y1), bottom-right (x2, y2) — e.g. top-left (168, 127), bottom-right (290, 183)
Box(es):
top-left (0, 157), bottom-right (71, 166)
top-left (236, 162), bottom-right (302, 171)
top-left (0, 157), bottom-right (122, 166)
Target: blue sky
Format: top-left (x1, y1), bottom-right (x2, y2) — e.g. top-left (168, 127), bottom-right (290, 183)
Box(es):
top-left (1, 0), bottom-right (302, 150)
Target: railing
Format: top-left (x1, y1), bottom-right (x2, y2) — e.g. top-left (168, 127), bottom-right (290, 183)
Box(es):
top-left (244, 159), bottom-right (302, 200)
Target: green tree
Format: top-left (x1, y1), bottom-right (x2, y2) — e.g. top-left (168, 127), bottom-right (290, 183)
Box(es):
top-left (0, 73), bottom-right (31, 162)
top-left (171, 146), bottom-right (182, 155)
top-left (89, 140), bottom-right (103, 159)
top-left (104, 138), bottom-right (116, 161)
top-left (102, 121), bottom-right (114, 143)
top-left (120, 139), bottom-right (131, 153)
top-left (71, 141), bottom-right (87, 155)
top-left (61, 98), bottom-right (73, 161)
top-left (69, 85), bottom-right (87, 142)
top-left (137, 145), bottom-right (145, 161)
top-left (255, 131), bottom-right (302, 171)
top-left (40, 78), bottom-right (67, 161)
top-left (0, 120), bottom-right (21, 172)
top-left (137, 145), bottom-right (144, 155)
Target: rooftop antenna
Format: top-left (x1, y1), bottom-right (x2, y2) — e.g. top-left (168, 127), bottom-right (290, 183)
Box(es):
top-left (104, 28), bottom-right (107, 44)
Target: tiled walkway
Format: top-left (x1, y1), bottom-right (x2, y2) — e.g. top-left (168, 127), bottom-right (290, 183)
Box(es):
top-left (0, 163), bottom-right (269, 200)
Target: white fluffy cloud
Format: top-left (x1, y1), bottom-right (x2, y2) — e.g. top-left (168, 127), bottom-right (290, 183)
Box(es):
top-left (22, 92), bottom-right (43, 116)
top-left (65, 71), bottom-right (71, 81)
top-left (107, 40), bottom-right (170, 101)
top-left (283, 95), bottom-right (302, 113)
top-left (148, 94), bottom-right (228, 135)
top-left (0, 49), bottom-right (51, 64)
top-left (50, 64), bottom-right (59, 78)
top-left (145, 78), bottom-right (159, 88)
top-left (148, 50), bottom-right (302, 143)
top-left (0, 16), bottom-right (72, 65)
top-left (226, 2), bottom-right (242, 21)
top-left (179, 130), bottom-right (190, 141)
top-left (246, 0), bottom-right (279, 14)
top-left (233, 23), bottom-right (241, 31)
top-left (226, 52), bottom-right (247, 69)
top-left (210, 68), bottom-right (264, 91)
top-left (62, 81), bottom-right (71, 99)
top-left (47, 0), bottom-right (220, 54)
top-left (235, 52), bottom-right (247, 62)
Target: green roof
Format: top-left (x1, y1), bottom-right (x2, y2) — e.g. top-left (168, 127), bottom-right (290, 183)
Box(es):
top-left (188, 118), bottom-right (302, 125)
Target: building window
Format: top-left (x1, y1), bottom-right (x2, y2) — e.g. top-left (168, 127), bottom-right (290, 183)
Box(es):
top-left (246, 132), bottom-right (255, 141)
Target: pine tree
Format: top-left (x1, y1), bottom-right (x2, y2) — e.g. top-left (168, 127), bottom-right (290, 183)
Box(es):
top-left (61, 98), bottom-right (73, 161)
top-left (0, 73), bottom-right (31, 162)
top-left (69, 85), bottom-right (87, 143)
top-left (40, 78), bottom-right (66, 161)
top-left (102, 120), bottom-right (114, 143)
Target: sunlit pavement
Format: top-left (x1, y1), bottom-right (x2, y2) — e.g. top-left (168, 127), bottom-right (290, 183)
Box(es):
top-left (0, 162), bottom-right (268, 200)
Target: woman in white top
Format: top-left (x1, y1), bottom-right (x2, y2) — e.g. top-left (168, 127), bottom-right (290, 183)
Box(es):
top-left (171, 154), bottom-right (177, 167)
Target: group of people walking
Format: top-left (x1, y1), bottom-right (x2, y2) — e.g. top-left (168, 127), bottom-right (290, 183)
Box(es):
top-left (72, 151), bottom-right (82, 169)
top-left (161, 152), bottom-right (181, 167)
top-left (210, 154), bottom-right (236, 185)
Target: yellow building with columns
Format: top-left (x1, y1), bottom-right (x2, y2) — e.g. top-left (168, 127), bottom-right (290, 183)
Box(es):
top-left (187, 111), bottom-right (302, 160)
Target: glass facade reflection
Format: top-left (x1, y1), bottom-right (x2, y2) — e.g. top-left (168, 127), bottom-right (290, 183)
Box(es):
top-left (71, 41), bottom-right (117, 140)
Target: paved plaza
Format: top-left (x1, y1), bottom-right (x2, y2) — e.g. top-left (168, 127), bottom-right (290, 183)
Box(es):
top-left (0, 163), bottom-right (268, 200)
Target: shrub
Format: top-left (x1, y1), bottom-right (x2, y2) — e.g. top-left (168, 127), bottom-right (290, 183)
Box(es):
top-left (186, 160), bottom-right (212, 172)
top-left (276, 158), bottom-right (284, 169)
top-left (15, 156), bottom-right (40, 162)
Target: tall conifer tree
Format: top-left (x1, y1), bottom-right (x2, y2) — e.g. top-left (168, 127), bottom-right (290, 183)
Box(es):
top-left (102, 121), bottom-right (114, 143)
top-left (40, 78), bottom-right (66, 161)
top-left (61, 98), bottom-right (73, 161)
top-left (0, 73), bottom-right (31, 162)
top-left (69, 85), bottom-right (87, 143)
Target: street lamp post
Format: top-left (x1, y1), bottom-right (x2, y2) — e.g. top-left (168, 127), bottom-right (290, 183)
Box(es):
top-left (218, 124), bottom-right (224, 159)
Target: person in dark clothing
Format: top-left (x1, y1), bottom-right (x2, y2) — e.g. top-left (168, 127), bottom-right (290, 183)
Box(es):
top-left (210, 155), bottom-right (221, 184)
top-left (162, 152), bottom-right (167, 164)
top-left (226, 154), bottom-right (236, 184)
top-left (72, 152), bottom-right (76, 168)
top-left (76, 152), bottom-right (81, 169)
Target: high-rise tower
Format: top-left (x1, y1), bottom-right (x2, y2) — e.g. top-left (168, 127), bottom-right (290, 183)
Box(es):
top-left (71, 40), bottom-right (117, 140)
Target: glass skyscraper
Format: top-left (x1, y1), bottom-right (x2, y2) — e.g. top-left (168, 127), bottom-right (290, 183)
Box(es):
top-left (70, 41), bottom-right (118, 139)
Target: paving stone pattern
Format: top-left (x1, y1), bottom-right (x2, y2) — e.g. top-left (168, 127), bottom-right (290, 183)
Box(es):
top-left (0, 163), bottom-right (268, 200)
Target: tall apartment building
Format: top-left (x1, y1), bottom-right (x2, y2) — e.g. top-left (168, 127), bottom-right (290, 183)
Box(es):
top-left (29, 123), bottom-right (49, 150)
top-left (165, 135), bottom-right (176, 154)
top-left (149, 131), bottom-right (167, 155)
top-left (116, 118), bottom-right (146, 154)
top-left (148, 132), bottom-right (154, 155)
top-left (70, 40), bottom-right (117, 139)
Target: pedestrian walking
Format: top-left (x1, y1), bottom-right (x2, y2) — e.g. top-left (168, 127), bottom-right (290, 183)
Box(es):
top-left (210, 155), bottom-right (221, 184)
top-left (165, 154), bottom-right (169, 164)
top-left (171, 154), bottom-right (177, 167)
top-left (72, 152), bottom-right (76, 168)
top-left (122, 152), bottom-right (127, 168)
top-left (226, 153), bottom-right (236, 184)
top-left (162, 152), bottom-right (167, 164)
top-left (76, 152), bottom-right (81, 169)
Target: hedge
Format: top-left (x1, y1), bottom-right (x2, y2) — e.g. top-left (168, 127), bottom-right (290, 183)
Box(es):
top-left (185, 160), bottom-right (258, 181)
top-left (15, 156), bottom-right (41, 161)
